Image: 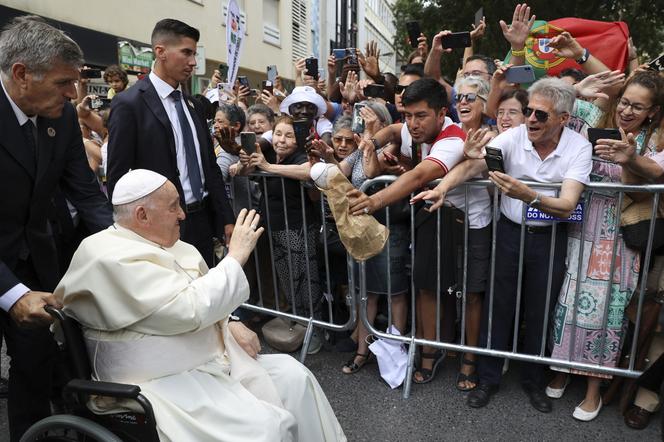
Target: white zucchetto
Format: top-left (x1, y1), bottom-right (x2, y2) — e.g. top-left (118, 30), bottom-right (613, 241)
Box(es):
top-left (111, 169), bottom-right (168, 205)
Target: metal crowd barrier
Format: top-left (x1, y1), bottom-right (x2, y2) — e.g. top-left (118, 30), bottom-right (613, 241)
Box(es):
top-left (357, 176), bottom-right (664, 399)
top-left (235, 171), bottom-right (357, 363)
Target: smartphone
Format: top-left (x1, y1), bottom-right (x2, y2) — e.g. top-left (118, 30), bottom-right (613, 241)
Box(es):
top-left (441, 31), bottom-right (472, 49)
top-left (345, 48), bottom-right (358, 66)
top-left (89, 97), bottom-right (112, 110)
top-left (332, 48), bottom-right (346, 61)
top-left (364, 83), bottom-right (385, 99)
top-left (504, 65), bottom-right (536, 84)
top-left (240, 132), bottom-right (257, 155)
top-left (648, 53), bottom-right (664, 72)
top-left (305, 57), bottom-right (319, 79)
top-left (217, 83), bottom-right (231, 101)
top-left (237, 76), bottom-right (250, 89)
top-left (218, 63), bottom-right (229, 81)
top-left (266, 65), bottom-right (278, 83)
top-left (484, 146), bottom-right (505, 173)
top-left (474, 7), bottom-right (484, 28)
top-left (261, 80), bottom-right (273, 94)
top-left (351, 103), bottom-right (366, 134)
top-left (81, 68), bottom-right (102, 79)
top-left (588, 128), bottom-right (621, 147)
top-left (292, 119), bottom-right (312, 150)
top-left (406, 21), bottom-right (421, 48)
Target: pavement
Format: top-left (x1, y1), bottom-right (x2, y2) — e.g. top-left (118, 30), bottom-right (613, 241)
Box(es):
top-left (1, 337), bottom-right (660, 441)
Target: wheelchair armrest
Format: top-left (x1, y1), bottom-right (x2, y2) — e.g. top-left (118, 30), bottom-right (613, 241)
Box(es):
top-left (65, 379), bottom-right (141, 399)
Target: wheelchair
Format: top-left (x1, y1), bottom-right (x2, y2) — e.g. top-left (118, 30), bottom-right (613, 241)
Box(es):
top-left (20, 307), bottom-right (160, 442)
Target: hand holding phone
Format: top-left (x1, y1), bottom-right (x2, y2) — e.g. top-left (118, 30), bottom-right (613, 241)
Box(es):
top-left (305, 57), bottom-right (319, 79)
top-left (441, 31), bottom-right (472, 49)
top-left (351, 103), bottom-right (366, 134)
top-left (406, 21), bottom-right (421, 48)
top-left (240, 132), bottom-right (257, 155)
top-left (266, 65), bottom-right (278, 83)
top-left (588, 128), bottom-right (621, 147)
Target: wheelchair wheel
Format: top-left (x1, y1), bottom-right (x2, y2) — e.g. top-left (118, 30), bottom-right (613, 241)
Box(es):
top-left (20, 414), bottom-right (123, 442)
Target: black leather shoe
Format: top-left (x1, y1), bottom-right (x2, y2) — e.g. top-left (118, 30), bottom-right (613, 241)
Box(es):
top-left (523, 383), bottom-right (552, 413)
top-left (0, 377), bottom-right (7, 399)
top-left (467, 383), bottom-right (499, 408)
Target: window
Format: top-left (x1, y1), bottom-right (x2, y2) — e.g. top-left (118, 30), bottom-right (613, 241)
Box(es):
top-left (263, 0), bottom-right (281, 46)
top-left (291, 0), bottom-right (308, 61)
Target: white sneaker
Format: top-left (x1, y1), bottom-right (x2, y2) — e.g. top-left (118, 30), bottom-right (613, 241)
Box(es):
top-left (573, 398), bottom-right (602, 421)
top-left (306, 333), bottom-right (323, 355)
top-left (545, 375), bottom-right (571, 398)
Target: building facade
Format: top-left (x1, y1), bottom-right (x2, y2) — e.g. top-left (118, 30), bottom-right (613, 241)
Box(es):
top-left (0, 0), bottom-right (312, 93)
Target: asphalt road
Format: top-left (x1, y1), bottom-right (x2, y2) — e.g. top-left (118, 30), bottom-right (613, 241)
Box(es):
top-left (1, 338), bottom-right (660, 441)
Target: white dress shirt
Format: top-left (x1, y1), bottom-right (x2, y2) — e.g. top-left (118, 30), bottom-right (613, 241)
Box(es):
top-left (0, 77), bottom-right (37, 311)
top-left (487, 124), bottom-right (592, 225)
top-left (149, 72), bottom-right (207, 204)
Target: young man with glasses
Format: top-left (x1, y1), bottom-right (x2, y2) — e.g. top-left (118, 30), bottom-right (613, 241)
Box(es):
top-left (419, 77), bottom-right (592, 412)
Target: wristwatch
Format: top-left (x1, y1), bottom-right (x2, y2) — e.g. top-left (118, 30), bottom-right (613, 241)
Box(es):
top-left (576, 48), bottom-right (590, 65)
top-left (528, 193), bottom-right (541, 208)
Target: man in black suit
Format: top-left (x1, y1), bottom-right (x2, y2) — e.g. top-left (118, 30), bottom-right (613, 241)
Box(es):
top-left (0, 16), bottom-right (112, 440)
top-left (107, 19), bottom-right (235, 266)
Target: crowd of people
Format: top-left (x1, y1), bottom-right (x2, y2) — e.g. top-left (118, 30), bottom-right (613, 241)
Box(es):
top-left (1, 2), bottom-right (664, 440)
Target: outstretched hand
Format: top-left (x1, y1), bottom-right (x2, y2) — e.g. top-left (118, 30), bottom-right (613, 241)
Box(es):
top-left (463, 128), bottom-right (494, 159)
top-left (410, 187), bottom-right (447, 212)
top-left (595, 128), bottom-right (637, 165)
top-left (574, 70), bottom-right (625, 100)
top-left (500, 3), bottom-right (535, 49)
top-left (226, 209), bottom-right (264, 266)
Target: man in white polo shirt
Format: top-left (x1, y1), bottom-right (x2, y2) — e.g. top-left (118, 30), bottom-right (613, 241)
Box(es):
top-left (418, 77), bottom-right (592, 411)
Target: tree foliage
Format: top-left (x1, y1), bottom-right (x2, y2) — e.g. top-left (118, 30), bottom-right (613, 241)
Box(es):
top-left (392, 0), bottom-right (664, 78)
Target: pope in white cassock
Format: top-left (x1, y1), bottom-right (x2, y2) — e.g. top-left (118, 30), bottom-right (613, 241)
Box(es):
top-left (54, 169), bottom-right (346, 442)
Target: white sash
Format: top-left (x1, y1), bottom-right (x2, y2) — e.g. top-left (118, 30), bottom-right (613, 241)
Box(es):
top-left (85, 326), bottom-right (226, 384)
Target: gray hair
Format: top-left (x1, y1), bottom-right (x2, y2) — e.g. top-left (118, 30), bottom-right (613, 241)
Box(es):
top-left (0, 16), bottom-right (84, 77)
top-left (112, 194), bottom-right (156, 224)
top-left (361, 100), bottom-right (393, 126)
top-left (216, 103), bottom-right (246, 131)
top-left (453, 76), bottom-right (491, 99)
top-left (527, 77), bottom-right (576, 115)
top-left (333, 115), bottom-right (353, 133)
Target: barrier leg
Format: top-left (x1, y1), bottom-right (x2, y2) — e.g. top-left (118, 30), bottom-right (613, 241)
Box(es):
top-left (403, 336), bottom-right (417, 399)
top-left (299, 318), bottom-right (315, 364)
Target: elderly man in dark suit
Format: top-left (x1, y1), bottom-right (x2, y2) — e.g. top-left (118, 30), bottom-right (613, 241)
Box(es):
top-left (0, 16), bottom-right (112, 440)
top-left (107, 19), bottom-right (235, 266)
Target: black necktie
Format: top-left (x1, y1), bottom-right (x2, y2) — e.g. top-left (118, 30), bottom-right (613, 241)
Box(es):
top-left (170, 90), bottom-right (204, 201)
top-left (21, 120), bottom-right (38, 173)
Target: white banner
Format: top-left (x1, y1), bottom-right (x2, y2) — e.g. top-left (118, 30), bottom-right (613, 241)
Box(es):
top-left (225, 0), bottom-right (245, 86)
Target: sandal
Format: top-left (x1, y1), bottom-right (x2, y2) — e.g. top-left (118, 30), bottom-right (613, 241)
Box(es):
top-left (342, 352), bottom-right (373, 374)
top-left (456, 357), bottom-right (479, 391)
top-left (413, 349), bottom-right (446, 384)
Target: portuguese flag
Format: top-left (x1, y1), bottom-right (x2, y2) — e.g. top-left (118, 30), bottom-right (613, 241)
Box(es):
top-left (507, 18), bottom-right (630, 78)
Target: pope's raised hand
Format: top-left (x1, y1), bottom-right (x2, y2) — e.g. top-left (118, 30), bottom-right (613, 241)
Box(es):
top-left (226, 209), bottom-right (264, 266)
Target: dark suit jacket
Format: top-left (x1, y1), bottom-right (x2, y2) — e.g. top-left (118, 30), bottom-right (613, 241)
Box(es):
top-left (106, 77), bottom-right (234, 240)
top-left (0, 91), bottom-right (113, 295)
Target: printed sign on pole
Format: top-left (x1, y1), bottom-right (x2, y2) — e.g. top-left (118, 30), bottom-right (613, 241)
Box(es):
top-left (226, 0), bottom-right (246, 86)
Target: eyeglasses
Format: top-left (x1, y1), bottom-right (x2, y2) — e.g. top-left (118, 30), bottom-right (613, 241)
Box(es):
top-left (617, 98), bottom-right (652, 115)
top-left (455, 93), bottom-right (486, 103)
top-left (524, 107), bottom-right (550, 123)
top-left (463, 70), bottom-right (489, 78)
top-left (395, 84), bottom-right (408, 94)
top-left (332, 136), bottom-right (356, 144)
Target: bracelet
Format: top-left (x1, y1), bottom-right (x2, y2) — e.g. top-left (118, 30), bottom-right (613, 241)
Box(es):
top-left (528, 193), bottom-right (541, 208)
top-left (370, 138), bottom-right (381, 151)
top-left (511, 47), bottom-right (526, 57)
top-left (576, 48), bottom-right (590, 64)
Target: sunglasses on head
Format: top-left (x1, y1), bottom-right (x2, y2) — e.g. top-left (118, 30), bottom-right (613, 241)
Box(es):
top-left (524, 107), bottom-right (549, 122)
top-left (455, 93), bottom-right (485, 103)
top-left (395, 84), bottom-right (408, 94)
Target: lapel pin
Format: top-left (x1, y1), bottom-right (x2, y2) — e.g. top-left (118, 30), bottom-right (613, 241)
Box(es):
top-left (187, 99), bottom-right (194, 108)
top-left (47, 127), bottom-right (56, 137)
